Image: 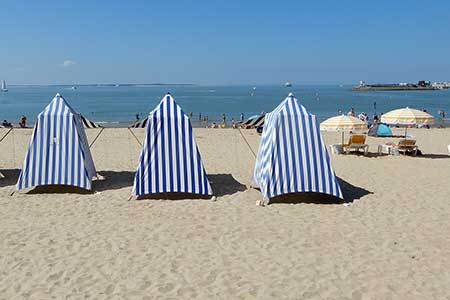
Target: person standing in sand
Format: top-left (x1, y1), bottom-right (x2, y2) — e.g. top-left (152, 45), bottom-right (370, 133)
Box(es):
top-left (19, 115), bottom-right (27, 128)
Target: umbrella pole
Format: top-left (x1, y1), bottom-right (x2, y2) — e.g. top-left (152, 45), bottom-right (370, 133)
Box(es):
top-left (342, 131), bottom-right (344, 146)
top-left (405, 126), bottom-right (407, 138)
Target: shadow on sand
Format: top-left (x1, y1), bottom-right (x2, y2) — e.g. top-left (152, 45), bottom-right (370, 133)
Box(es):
top-left (135, 174), bottom-right (246, 200)
top-left (420, 154), bottom-right (450, 159)
top-left (0, 169), bottom-right (20, 188)
top-left (26, 185), bottom-right (92, 194)
top-left (93, 171), bottom-right (135, 192)
top-left (207, 174), bottom-right (246, 197)
top-left (268, 177), bottom-right (372, 205)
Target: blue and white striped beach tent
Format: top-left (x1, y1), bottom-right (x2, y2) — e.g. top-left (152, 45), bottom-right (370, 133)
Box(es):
top-left (132, 93), bottom-right (212, 197)
top-left (16, 94), bottom-right (96, 191)
top-left (252, 93), bottom-right (343, 203)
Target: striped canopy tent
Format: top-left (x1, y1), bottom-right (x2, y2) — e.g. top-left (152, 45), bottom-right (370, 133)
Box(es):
top-left (16, 94), bottom-right (96, 191)
top-left (132, 93), bottom-right (212, 197)
top-left (252, 93), bottom-right (343, 205)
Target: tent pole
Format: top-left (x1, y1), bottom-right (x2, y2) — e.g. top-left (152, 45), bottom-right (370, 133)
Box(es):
top-left (128, 128), bottom-right (142, 146)
top-left (0, 127), bottom-right (13, 143)
top-left (89, 127), bottom-right (105, 148)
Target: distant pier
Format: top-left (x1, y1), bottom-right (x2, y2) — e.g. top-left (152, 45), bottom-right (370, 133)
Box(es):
top-left (353, 80), bottom-right (440, 91)
top-left (353, 85), bottom-right (438, 91)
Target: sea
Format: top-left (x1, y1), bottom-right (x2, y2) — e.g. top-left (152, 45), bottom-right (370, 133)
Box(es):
top-left (1, 85), bottom-right (449, 126)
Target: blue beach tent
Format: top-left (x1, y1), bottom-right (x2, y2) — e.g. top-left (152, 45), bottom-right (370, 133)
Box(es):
top-left (252, 93), bottom-right (343, 204)
top-left (16, 94), bottom-right (96, 191)
top-left (368, 123), bottom-right (392, 137)
top-left (132, 93), bottom-right (212, 197)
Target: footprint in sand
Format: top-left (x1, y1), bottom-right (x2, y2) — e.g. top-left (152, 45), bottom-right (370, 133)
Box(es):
top-left (158, 283), bottom-right (175, 293)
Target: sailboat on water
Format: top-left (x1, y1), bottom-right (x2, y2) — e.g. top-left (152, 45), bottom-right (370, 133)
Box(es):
top-left (1, 80), bottom-right (8, 92)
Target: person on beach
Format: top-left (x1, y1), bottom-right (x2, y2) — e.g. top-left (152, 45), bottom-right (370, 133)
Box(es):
top-left (211, 122), bottom-right (217, 128)
top-left (231, 119), bottom-right (237, 129)
top-left (2, 120), bottom-right (12, 127)
top-left (240, 113), bottom-right (244, 122)
top-left (19, 115), bottom-right (27, 128)
top-left (135, 113), bottom-right (140, 121)
top-left (189, 112), bottom-right (193, 119)
top-left (373, 114), bottom-right (379, 124)
top-left (222, 113), bottom-right (226, 126)
top-left (347, 107), bottom-right (355, 117)
top-left (199, 113), bottom-right (202, 121)
top-left (338, 109), bottom-right (343, 115)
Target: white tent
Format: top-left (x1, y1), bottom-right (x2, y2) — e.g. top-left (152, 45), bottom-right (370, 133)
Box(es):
top-left (16, 94), bottom-right (96, 191)
top-left (253, 94), bottom-right (343, 204)
top-left (132, 93), bottom-right (212, 197)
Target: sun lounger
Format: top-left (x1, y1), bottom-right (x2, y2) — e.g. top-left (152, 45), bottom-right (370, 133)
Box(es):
top-left (396, 139), bottom-right (418, 156)
top-left (342, 134), bottom-right (369, 155)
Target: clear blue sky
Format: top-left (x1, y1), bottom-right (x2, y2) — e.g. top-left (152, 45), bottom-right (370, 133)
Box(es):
top-left (1, 0), bottom-right (449, 85)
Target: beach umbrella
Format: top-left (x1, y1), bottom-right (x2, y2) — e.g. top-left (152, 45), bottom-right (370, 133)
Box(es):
top-left (381, 107), bottom-right (434, 136)
top-left (320, 115), bottom-right (367, 145)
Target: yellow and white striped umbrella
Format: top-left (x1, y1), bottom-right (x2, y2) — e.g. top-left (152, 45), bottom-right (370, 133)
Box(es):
top-left (320, 115), bottom-right (367, 132)
top-left (381, 107), bottom-right (434, 125)
top-left (320, 115), bottom-right (367, 146)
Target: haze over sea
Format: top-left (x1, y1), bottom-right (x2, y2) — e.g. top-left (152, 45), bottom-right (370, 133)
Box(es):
top-left (1, 85), bottom-right (449, 126)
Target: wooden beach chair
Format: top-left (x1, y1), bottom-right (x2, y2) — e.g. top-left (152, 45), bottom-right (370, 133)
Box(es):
top-left (343, 134), bottom-right (369, 155)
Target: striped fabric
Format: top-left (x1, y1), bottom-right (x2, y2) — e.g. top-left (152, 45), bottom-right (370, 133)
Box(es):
top-left (132, 93), bottom-right (212, 197)
top-left (129, 117), bottom-right (149, 128)
top-left (240, 114), bottom-right (265, 128)
top-left (252, 114), bottom-right (265, 127)
top-left (252, 94), bottom-right (343, 202)
top-left (16, 94), bottom-right (96, 191)
top-left (81, 115), bottom-right (103, 128)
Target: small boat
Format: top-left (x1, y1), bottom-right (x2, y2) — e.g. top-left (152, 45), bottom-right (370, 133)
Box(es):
top-left (285, 81), bottom-right (292, 87)
top-left (1, 80), bottom-right (8, 92)
top-left (71, 86), bottom-right (77, 90)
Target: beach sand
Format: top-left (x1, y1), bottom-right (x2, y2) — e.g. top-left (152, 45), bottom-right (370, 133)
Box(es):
top-left (1, 127), bottom-right (450, 299)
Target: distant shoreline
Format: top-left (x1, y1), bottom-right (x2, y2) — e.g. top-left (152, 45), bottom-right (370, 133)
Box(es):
top-left (8, 83), bottom-right (197, 87)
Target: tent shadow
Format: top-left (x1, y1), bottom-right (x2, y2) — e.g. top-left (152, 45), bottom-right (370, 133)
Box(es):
top-left (420, 154), bottom-right (450, 159)
top-left (26, 185), bottom-right (92, 194)
top-left (135, 174), bottom-right (245, 200)
top-left (267, 177), bottom-right (372, 205)
top-left (136, 192), bottom-right (211, 201)
top-left (92, 171), bottom-right (135, 192)
top-left (0, 169), bottom-right (21, 187)
top-left (207, 174), bottom-right (247, 197)
top-left (339, 177), bottom-right (373, 202)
